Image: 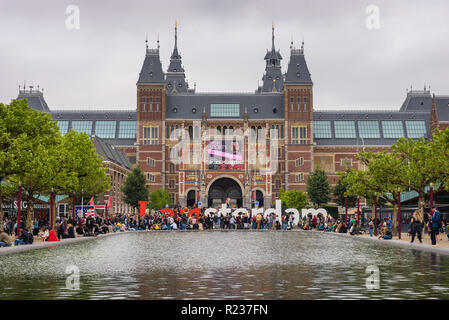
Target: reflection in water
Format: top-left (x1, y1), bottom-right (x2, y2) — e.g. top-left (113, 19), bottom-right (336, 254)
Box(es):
top-left (1, 231), bottom-right (449, 299)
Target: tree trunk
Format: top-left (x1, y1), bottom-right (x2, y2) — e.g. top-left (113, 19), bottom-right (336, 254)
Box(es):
top-left (26, 198), bottom-right (34, 232)
top-left (417, 193), bottom-right (426, 216)
top-left (0, 201), bottom-right (4, 228)
top-left (391, 203), bottom-right (398, 236)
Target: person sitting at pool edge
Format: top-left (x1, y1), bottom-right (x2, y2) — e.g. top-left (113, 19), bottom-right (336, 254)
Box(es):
top-left (45, 228), bottom-right (59, 242)
top-left (14, 228), bottom-right (33, 246)
top-left (0, 229), bottom-right (12, 247)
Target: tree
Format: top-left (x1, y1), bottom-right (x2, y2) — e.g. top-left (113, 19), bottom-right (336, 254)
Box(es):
top-left (344, 151), bottom-right (406, 235)
top-left (0, 99), bottom-right (61, 229)
top-left (279, 188), bottom-right (308, 211)
top-left (121, 167), bottom-right (148, 212)
top-left (56, 131), bottom-right (111, 216)
top-left (149, 189), bottom-right (171, 210)
top-left (306, 167), bottom-right (330, 206)
top-left (333, 171), bottom-right (357, 207)
top-left (393, 130), bottom-right (449, 214)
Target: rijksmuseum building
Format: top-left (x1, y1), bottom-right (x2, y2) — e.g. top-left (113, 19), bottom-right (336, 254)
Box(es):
top-left (17, 25), bottom-right (449, 209)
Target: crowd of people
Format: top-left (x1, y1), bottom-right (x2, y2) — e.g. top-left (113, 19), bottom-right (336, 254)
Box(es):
top-left (1, 206), bottom-right (448, 248)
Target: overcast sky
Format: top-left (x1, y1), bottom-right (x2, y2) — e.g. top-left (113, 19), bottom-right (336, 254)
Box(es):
top-left (1, 0), bottom-right (448, 111)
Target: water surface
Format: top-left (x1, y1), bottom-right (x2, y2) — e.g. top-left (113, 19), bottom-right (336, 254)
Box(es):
top-left (0, 231), bottom-right (448, 299)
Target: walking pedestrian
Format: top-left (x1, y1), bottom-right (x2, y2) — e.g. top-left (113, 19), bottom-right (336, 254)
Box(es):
top-left (410, 210), bottom-right (423, 243)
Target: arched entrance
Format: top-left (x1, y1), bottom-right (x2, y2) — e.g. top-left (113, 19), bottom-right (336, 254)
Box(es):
top-left (186, 190), bottom-right (196, 207)
top-left (255, 190), bottom-right (264, 207)
top-left (208, 177), bottom-right (243, 208)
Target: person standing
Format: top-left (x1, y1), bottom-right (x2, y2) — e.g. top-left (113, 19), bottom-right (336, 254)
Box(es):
top-left (410, 210), bottom-right (423, 243)
top-left (431, 207), bottom-right (441, 246)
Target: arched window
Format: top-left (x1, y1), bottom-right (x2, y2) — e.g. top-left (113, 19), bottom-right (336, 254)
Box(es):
top-left (194, 126), bottom-right (199, 140)
top-left (188, 126), bottom-right (193, 140)
top-left (257, 126), bottom-right (263, 140)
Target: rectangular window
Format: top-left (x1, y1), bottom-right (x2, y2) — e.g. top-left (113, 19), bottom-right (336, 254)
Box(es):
top-left (275, 179), bottom-right (281, 189)
top-left (119, 121), bottom-right (137, 139)
top-left (95, 121), bottom-right (116, 139)
top-left (143, 126), bottom-right (158, 145)
top-left (296, 173), bottom-right (303, 182)
top-left (292, 127), bottom-right (307, 144)
top-left (57, 121), bottom-right (69, 135)
top-left (147, 173), bottom-right (155, 182)
top-left (296, 157), bottom-right (304, 167)
top-left (334, 121), bottom-right (356, 138)
top-left (313, 121), bottom-right (332, 138)
top-left (358, 121), bottom-right (380, 138)
top-left (147, 158), bottom-right (155, 167)
top-left (169, 163), bottom-right (175, 173)
top-left (382, 121), bottom-right (404, 138)
top-left (210, 103), bottom-right (240, 117)
top-left (405, 121), bottom-right (426, 138)
top-left (71, 121), bottom-right (93, 135)
top-left (169, 180), bottom-right (175, 189)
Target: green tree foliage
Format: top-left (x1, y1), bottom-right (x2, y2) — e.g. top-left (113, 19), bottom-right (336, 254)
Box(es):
top-left (279, 188), bottom-right (308, 211)
top-left (121, 167), bottom-right (148, 211)
top-left (334, 171), bottom-right (357, 207)
top-left (0, 99), bottom-right (111, 228)
top-left (393, 130), bottom-right (449, 214)
top-left (306, 168), bottom-right (330, 206)
top-left (149, 189), bottom-right (171, 210)
top-left (0, 99), bottom-right (61, 228)
top-left (344, 151), bottom-right (407, 235)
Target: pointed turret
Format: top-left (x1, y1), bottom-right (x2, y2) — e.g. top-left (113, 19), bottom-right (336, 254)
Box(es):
top-left (166, 21), bottom-right (189, 94)
top-left (260, 24), bottom-right (284, 93)
top-left (284, 38), bottom-right (313, 85)
top-left (137, 36), bottom-right (165, 84)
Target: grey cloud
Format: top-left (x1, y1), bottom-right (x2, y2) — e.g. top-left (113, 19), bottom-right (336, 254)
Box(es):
top-left (0, 0), bottom-right (448, 110)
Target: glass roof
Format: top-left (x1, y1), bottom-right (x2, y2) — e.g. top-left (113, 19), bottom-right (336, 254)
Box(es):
top-left (358, 121), bottom-right (380, 139)
top-left (313, 121), bottom-right (332, 138)
top-left (382, 121), bottom-right (404, 139)
top-left (334, 121), bottom-right (356, 138)
top-left (405, 121), bottom-right (426, 138)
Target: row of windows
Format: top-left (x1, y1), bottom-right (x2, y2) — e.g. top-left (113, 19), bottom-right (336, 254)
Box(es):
top-left (313, 120), bottom-right (426, 139)
top-left (292, 127), bottom-right (307, 145)
top-left (57, 120), bottom-right (137, 139)
top-left (210, 103), bottom-right (240, 117)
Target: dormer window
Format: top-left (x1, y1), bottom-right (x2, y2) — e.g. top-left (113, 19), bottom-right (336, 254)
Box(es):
top-left (296, 72), bottom-right (300, 77)
top-left (253, 107), bottom-right (259, 113)
top-left (174, 69), bottom-right (177, 72)
top-left (178, 83), bottom-right (182, 87)
top-left (272, 107), bottom-right (278, 114)
top-left (149, 72), bottom-right (153, 77)
top-left (168, 83), bottom-right (172, 88)
top-left (172, 107), bottom-right (178, 113)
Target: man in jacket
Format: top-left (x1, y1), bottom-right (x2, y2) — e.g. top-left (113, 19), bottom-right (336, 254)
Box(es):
top-left (431, 207), bottom-right (441, 246)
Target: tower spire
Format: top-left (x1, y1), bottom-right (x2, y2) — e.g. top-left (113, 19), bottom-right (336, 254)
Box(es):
top-left (174, 20), bottom-right (178, 51)
top-left (145, 32), bottom-right (148, 49)
top-left (271, 22), bottom-right (275, 51)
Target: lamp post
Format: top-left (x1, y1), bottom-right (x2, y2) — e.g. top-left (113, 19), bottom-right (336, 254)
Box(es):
top-left (50, 188), bottom-right (55, 229)
top-left (344, 197), bottom-right (348, 224)
top-left (397, 188), bottom-right (401, 240)
top-left (357, 198), bottom-right (360, 225)
top-left (17, 183), bottom-right (22, 237)
top-left (430, 182), bottom-right (434, 209)
top-left (72, 194), bottom-right (76, 220)
top-left (374, 193), bottom-right (378, 236)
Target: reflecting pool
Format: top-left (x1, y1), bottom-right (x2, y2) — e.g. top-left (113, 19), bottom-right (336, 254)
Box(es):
top-left (0, 231), bottom-right (448, 299)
